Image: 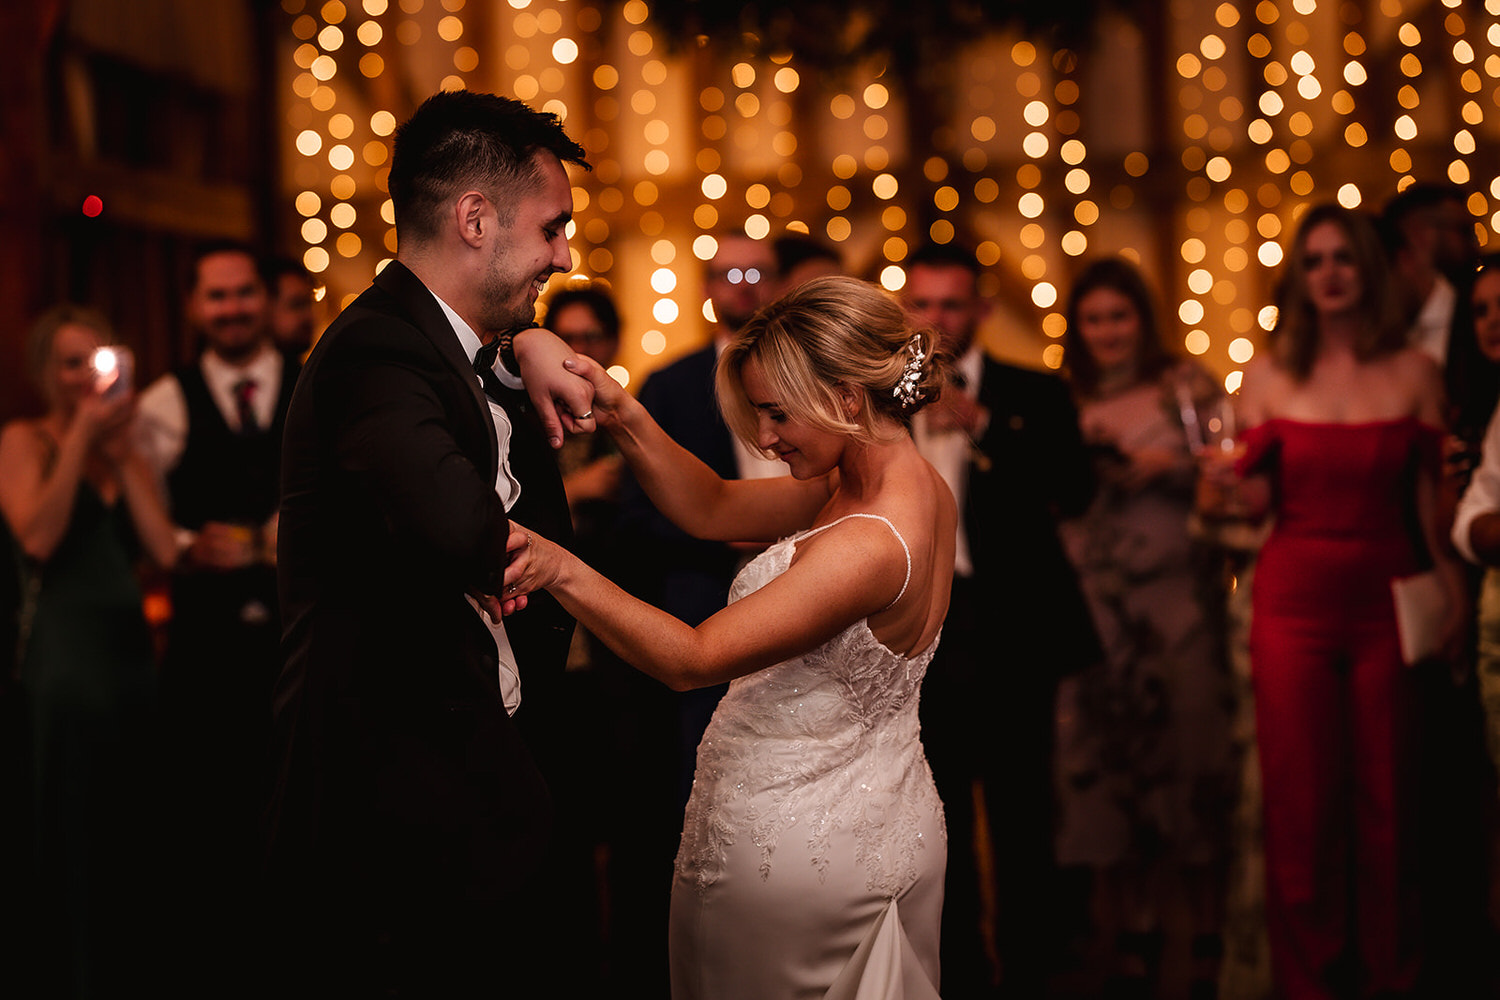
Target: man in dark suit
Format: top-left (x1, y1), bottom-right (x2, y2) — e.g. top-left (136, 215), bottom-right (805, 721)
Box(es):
top-left (620, 231), bottom-right (783, 804)
top-left (263, 91), bottom-right (594, 997)
top-left (905, 242), bottom-right (1099, 999)
top-left (134, 241), bottom-right (298, 996)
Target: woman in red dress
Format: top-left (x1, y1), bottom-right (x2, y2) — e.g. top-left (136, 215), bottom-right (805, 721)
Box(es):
top-left (1203, 204), bottom-right (1465, 998)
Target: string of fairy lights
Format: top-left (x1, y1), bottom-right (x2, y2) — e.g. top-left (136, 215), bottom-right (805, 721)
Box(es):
top-left (280, 0), bottom-right (1500, 393)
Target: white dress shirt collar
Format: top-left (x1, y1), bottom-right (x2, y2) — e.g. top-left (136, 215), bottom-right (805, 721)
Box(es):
top-left (428, 290), bottom-right (525, 714)
top-left (429, 293), bottom-right (525, 391)
top-left (201, 342), bottom-right (283, 433)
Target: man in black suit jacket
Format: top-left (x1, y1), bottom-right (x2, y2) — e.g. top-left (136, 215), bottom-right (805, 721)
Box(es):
top-left (905, 242), bottom-right (1099, 999)
top-left (264, 91), bottom-right (595, 997)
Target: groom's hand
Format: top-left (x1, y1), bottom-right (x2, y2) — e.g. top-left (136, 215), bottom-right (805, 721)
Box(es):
top-left (470, 588), bottom-right (526, 621)
top-left (514, 328), bottom-right (597, 448)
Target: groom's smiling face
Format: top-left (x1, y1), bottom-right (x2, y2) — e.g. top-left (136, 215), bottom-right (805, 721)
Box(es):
top-left (477, 151), bottom-right (574, 333)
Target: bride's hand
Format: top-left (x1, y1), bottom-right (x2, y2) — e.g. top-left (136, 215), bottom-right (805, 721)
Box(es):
top-left (500, 520), bottom-right (566, 615)
top-left (513, 327), bottom-right (598, 447)
top-left (561, 355), bottom-right (633, 430)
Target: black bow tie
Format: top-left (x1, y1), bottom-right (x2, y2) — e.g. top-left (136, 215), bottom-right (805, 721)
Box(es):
top-left (473, 339), bottom-right (505, 401)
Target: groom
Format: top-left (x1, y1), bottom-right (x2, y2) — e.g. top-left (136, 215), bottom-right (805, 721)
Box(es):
top-left (262, 91), bottom-right (594, 996)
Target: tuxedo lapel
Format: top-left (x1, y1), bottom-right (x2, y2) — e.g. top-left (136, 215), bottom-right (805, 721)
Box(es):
top-left (372, 261), bottom-right (499, 480)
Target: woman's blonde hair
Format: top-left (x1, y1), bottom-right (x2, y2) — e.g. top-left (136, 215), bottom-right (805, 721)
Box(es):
top-left (716, 275), bottom-right (947, 453)
top-left (26, 303), bottom-right (116, 392)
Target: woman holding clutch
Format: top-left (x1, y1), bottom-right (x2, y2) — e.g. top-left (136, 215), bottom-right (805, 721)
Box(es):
top-left (1201, 204), bottom-right (1464, 998)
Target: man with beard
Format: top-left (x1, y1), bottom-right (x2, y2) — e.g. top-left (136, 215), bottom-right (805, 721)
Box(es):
top-left (263, 91), bottom-right (594, 997)
top-left (622, 232), bottom-right (783, 794)
top-left (136, 240), bottom-right (300, 996)
top-left (263, 254), bottom-right (320, 359)
top-left (1380, 181), bottom-right (1479, 365)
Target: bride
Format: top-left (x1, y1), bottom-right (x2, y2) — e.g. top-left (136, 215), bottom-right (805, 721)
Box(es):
top-left (504, 275), bottom-right (955, 998)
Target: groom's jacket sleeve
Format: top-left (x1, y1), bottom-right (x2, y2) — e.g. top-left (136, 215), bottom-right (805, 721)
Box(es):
top-left (317, 322), bottom-right (511, 596)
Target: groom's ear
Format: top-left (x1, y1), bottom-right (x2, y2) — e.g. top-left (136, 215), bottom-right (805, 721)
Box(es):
top-left (454, 191), bottom-right (490, 249)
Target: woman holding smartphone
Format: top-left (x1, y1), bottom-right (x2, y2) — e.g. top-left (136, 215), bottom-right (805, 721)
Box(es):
top-left (0, 304), bottom-right (177, 993)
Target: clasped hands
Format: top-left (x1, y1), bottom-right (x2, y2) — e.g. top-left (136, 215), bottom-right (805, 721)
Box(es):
top-left (514, 327), bottom-right (606, 448)
top-left (471, 336), bottom-right (626, 621)
top-left (470, 520), bottom-right (555, 622)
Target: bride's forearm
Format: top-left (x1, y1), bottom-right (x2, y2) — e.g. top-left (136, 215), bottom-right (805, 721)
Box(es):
top-left (548, 553), bottom-right (719, 691)
top-left (602, 400), bottom-right (739, 540)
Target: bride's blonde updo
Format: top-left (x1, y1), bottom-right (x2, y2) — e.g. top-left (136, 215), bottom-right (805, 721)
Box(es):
top-left (716, 275), bottom-right (948, 451)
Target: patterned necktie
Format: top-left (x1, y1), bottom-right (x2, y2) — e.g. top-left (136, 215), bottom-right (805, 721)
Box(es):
top-left (472, 338), bottom-right (506, 401)
top-left (232, 377), bottom-right (259, 435)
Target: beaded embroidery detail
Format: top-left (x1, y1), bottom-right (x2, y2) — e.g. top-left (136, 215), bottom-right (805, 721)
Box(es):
top-left (675, 514), bottom-right (946, 899)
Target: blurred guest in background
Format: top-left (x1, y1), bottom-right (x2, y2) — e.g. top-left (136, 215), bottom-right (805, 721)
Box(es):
top-left (1203, 204), bottom-right (1464, 999)
top-left (1429, 250), bottom-right (1500, 977)
top-left (262, 254), bottom-right (320, 359)
top-left (0, 305), bottom-right (178, 996)
top-left (1056, 256), bottom-right (1236, 999)
top-left (1444, 256), bottom-right (1500, 994)
top-left (136, 240), bottom-right (297, 995)
top-left (772, 230), bottom-right (842, 295)
top-left (546, 282), bottom-right (625, 528)
top-left (620, 231), bottom-right (783, 799)
top-left (1441, 254), bottom-right (1500, 476)
top-left (1380, 182), bottom-right (1478, 366)
top-left (611, 231), bottom-right (781, 991)
top-left (1453, 266), bottom-right (1500, 758)
top-left (533, 281), bottom-right (627, 991)
top-left (904, 240), bottom-right (1098, 998)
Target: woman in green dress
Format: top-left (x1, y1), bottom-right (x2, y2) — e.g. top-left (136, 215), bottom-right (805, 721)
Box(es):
top-left (0, 305), bottom-right (178, 996)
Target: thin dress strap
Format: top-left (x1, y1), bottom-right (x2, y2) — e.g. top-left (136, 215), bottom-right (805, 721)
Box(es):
top-left (798, 513), bottom-right (912, 610)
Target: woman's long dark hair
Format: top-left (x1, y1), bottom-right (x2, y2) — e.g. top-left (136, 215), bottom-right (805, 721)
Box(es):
top-left (1063, 256), bottom-right (1174, 397)
top-left (1446, 253), bottom-right (1500, 443)
top-left (1269, 204), bottom-right (1406, 381)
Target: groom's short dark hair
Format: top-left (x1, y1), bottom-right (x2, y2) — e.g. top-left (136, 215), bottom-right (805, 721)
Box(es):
top-left (388, 90), bottom-right (590, 245)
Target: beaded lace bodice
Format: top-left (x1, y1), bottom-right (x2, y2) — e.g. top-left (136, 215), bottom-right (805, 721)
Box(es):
top-left (675, 514), bottom-right (945, 899)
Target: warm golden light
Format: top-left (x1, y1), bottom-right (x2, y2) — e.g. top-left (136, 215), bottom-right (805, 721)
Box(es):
top-left (1022, 132), bottom-right (1050, 158)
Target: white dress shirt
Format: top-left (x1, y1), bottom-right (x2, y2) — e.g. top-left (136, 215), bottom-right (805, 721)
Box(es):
top-left (1409, 275), bottom-right (1456, 367)
top-left (135, 342), bottom-right (286, 552)
top-left (431, 292), bottom-right (525, 715)
top-left (1454, 403), bottom-right (1500, 565)
top-left (137, 342), bottom-right (285, 475)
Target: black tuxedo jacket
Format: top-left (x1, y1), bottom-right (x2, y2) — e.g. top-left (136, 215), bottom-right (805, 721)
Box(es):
top-left (965, 357), bottom-right (1100, 675)
top-left (264, 261), bottom-right (575, 913)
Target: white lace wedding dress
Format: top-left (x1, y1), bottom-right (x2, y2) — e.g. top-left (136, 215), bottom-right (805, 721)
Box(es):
top-left (668, 514), bottom-right (946, 1000)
